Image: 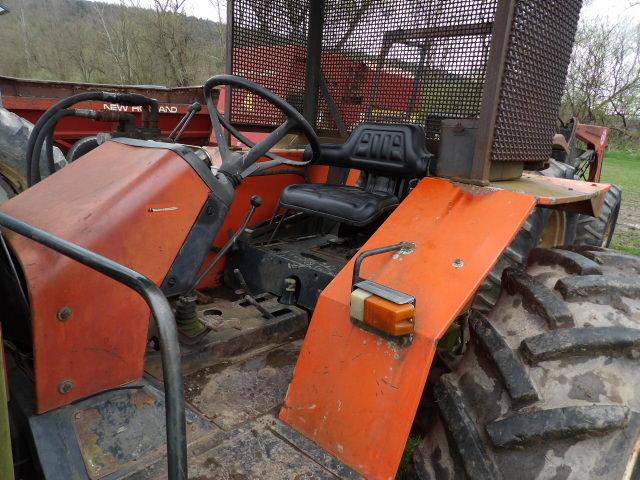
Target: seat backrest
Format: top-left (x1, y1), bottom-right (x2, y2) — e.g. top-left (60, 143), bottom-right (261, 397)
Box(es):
top-left (304, 123), bottom-right (432, 178)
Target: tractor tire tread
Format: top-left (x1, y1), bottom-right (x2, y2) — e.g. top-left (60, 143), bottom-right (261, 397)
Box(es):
top-left (434, 377), bottom-right (503, 480)
top-left (470, 311), bottom-right (539, 405)
top-left (555, 275), bottom-right (640, 300)
top-left (486, 405), bottom-right (630, 448)
top-left (573, 185), bottom-right (622, 248)
top-left (528, 247), bottom-right (603, 275)
top-left (473, 208), bottom-right (549, 313)
top-left (502, 267), bottom-right (574, 329)
top-left (414, 247), bottom-right (640, 480)
top-left (521, 327), bottom-right (640, 362)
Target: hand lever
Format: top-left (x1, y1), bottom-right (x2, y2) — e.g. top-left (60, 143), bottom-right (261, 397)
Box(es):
top-left (233, 268), bottom-right (275, 319)
top-left (191, 195), bottom-right (262, 289)
top-left (169, 101), bottom-right (202, 142)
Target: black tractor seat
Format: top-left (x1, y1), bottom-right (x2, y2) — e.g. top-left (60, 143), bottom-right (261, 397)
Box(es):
top-left (280, 183), bottom-right (399, 226)
top-left (279, 123), bottom-right (432, 226)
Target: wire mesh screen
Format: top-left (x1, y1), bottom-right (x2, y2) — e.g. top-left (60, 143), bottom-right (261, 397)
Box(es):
top-left (490, 0), bottom-right (581, 163)
top-left (320, 0), bottom-right (497, 143)
top-left (229, 0), bottom-right (310, 127)
top-left (228, 0), bottom-right (580, 164)
top-left (229, 0), bottom-right (497, 140)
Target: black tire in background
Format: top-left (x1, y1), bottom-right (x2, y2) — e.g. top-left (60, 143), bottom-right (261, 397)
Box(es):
top-left (0, 175), bottom-right (15, 204)
top-left (570, 185), bottom-right (622, 248)
top-left (67, 136), bottom-right (100, 163)
top-left (0, 106), bottom-right (66, 203)
top-left (413, 246), bottom-right (640, 479)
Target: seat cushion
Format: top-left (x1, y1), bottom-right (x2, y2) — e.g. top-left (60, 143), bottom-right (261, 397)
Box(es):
top-left (280, 184), bottom-right (399, 226)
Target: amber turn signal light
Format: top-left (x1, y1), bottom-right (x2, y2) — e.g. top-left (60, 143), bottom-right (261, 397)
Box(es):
top-left (351, 288), bottom-right (415, 337)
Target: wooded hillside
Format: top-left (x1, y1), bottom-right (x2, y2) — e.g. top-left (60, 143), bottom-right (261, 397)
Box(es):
top-left (2, 0), bottom-right (640, 147)
top-left (0, 0), bottom-right (226, 86)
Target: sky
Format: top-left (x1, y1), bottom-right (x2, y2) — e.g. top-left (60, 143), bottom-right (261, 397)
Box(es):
top-left (87, 0), bottom-right (640, 23)
top-left (582, 0), bottom-right (640, 21)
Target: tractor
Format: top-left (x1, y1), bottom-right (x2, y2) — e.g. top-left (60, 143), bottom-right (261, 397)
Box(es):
top-left (1, 0), bottom-right (639, 479)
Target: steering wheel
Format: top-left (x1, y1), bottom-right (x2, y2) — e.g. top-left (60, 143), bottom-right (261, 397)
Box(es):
top-left (203, 75), bottom-right (321, 181)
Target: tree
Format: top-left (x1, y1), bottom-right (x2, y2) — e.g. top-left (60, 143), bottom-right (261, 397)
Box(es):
top-left (92, 0), bottom-right (155, 85)
top-left (562, 19), bottom-right (640, 146)
top-left (0, 0), bottom-right (227, 86)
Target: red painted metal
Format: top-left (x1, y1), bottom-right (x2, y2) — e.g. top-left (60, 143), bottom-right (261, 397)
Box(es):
top-left (0, 141), bottom-right (209, 413)
top-left (281, 178), bottom-right (538, 480)
top-left (0, 76), bottom-right (212, 152)
top-left (575, 123), bottom-right (610, 183)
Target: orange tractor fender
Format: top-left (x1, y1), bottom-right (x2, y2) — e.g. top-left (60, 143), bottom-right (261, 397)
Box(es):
top-left (281, 175), bottom-right (610, 479)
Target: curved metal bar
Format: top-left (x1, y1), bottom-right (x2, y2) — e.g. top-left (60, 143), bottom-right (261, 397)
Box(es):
top-left (352, 243), bottom-right (408, 286)
top-left (0, 212), bottom-right (187, 480)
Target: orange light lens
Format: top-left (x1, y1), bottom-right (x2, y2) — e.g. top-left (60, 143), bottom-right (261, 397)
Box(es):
top-left (363, 295), bottom-right (415, 336)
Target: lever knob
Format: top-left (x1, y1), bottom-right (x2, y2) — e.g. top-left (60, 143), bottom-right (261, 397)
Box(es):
top-left (250, 195), bottom-right (263, 207)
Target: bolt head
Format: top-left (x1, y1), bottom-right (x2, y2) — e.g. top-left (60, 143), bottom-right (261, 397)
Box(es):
top-left (452, 258), bottom-right (465, 268)
top-left (57, 306), bottom-right (73, 322)
top-left (58, 380), bottom-right (74, 394)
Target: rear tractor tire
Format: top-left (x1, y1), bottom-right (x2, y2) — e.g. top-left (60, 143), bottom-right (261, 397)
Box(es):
top-left (473, 208), bottom-right (550, 313)
top-left (414, 246), bottom-right (640, 480)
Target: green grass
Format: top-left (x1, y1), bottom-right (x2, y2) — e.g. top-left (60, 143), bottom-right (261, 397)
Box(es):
top-left (600, 150), bottom-right (640, 256)
top-left (396, 434), bottom-right (423, 479)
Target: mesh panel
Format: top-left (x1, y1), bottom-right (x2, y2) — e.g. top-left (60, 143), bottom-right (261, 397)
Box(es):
top-left (490, 0), bottom-right (581, 163)
top-left (228, 0), bottom-right (580, 165)
top-left (320, 0), bottom-right (496, 143)
top-left (230, 0), bottom-right (497, 142)
top-left (230, 0), bottom-right (310, 127)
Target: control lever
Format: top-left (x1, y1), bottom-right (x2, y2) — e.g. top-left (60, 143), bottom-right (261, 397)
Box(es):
top-left (233, 268), bottom-right (275, 319)
top-left (192, 195), bottom-right (262, 289)
top-left (169, 101), bottom-right (202, 142)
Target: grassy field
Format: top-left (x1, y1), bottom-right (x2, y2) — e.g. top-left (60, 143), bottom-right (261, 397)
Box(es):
top-left (601, 150), bottom-right (640, 256)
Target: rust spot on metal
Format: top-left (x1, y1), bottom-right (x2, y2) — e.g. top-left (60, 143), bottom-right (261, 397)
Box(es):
top-left (455, 182), bottom-right (501, 196)
top-left (58, 379), bottom-right (74, 394)
top-left (56, 306), bottom-right (73, 322)
top-left (73, 390), bottom-right (163, 478)
top-left (72, 387), bottom-right (211, 478)
top-left (74, 407), bottom-right (117, 479)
